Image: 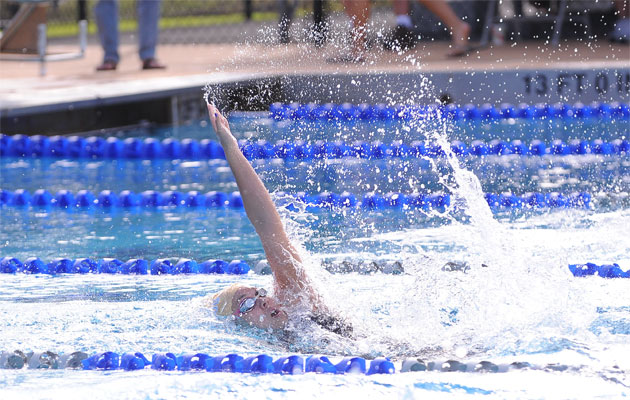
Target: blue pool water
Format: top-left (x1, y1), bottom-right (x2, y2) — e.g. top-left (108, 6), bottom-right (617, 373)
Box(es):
top-left (1, 110), bottom-right (629, 398)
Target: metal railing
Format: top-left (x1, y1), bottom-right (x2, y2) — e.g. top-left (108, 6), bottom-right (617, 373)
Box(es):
top-left (0, 1), bottom-right (87, 75)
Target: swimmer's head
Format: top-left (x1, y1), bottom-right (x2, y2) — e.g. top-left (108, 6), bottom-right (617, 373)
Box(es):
top-left (212, 284), bottom-right (288, 331)
top-left (213, 283), bottom-right (243, 316)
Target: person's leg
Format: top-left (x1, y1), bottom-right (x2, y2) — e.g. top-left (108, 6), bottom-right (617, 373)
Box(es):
top-left (616, 0), bottom-right (630, 17)
top-left (384, 0), bottom-right (417, 50)
top-left (393, 0), bottom-right (411, 27)
top-left (278, 0), bottom-right (295, 44)
top-left (416, 0), bottom-right (470, 53)
top-left (137, 0), bottom-right (164, 67)
top-left (342, 0), bottom-right (371, 58)
top-left (94, 0), bottom-right (119, 66)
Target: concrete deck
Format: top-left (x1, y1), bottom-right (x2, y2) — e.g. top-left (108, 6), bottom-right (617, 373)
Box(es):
top-left (1, 37), bottom-right (628, 134)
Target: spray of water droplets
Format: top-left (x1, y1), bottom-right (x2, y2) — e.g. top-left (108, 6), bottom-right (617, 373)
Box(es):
top-left (200, 17), bottom-right (629, 361)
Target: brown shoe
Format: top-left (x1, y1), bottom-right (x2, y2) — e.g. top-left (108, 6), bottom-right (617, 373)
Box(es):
top-left (96, 60), bottom-right (117, 71)
top-left (142, 58), bottom-right (166, 70)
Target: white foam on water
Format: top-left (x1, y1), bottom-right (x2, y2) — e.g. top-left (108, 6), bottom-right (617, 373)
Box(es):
top-left (271, 82), bottom-right (627, 366)
top-left (199, 17), bottom-right (630, 381)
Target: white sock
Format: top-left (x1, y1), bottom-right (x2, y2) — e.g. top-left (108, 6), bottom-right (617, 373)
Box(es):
top-left (396, 15), bottom-right (413, 28)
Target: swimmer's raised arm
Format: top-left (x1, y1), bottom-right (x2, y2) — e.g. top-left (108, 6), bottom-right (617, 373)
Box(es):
top-left (207, 104), bottom-right (310, 298)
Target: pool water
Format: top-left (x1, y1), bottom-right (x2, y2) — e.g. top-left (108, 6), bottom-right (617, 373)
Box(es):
top-left (1, 112), bottom-right (629, 398)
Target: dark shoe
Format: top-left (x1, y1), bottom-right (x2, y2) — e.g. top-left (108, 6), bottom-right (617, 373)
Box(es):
top-left (325, 54), bottom-right (365, 64)
top-left (142, 58), bottom-right (166, 70)
top-left (447, 44), bottom-right (484, 58)
top-left (95, 60), bottom-right (117, 71)
top-left (383, 25), bottom-right (417, 51)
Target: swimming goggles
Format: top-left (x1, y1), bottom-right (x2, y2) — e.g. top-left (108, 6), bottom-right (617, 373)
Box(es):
top-left (237, 288), bottom-right (267, 315)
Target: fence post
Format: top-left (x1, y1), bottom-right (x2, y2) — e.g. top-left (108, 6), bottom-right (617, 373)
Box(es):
top-left (77, 0), bottom-right (87, 21)
top-left (313, 0), bottom-right (327, 46)
top-left (244, 0), bottom-right (252, 20)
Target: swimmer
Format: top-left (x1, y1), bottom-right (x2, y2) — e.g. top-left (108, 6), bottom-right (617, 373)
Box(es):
top-left (207, 104), bottom-right (352, 338)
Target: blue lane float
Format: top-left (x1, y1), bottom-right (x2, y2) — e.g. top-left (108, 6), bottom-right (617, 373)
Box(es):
top-left (269, 101), bottom-right (630, 122)
top-left (0, 189), bottom-right (245, 210)
top-left (0, 189), bottom-right (592, 211)
top-left (568, 263), bottom-right (630, 278)
top-left (2, 134), bottom-right (629, 160)
top-left (0, 257), bottom-right (250, 275)
top-left (0, 350), bottom-right (395, 374)
top-left (0, 135), bottom-right (226, 160)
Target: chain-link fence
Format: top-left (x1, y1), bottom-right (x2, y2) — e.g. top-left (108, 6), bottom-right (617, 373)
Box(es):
top-left (1, 0), bottom-right (347, 45)
top-left (1, 0), bottom-right (491, 45)
top-left (1, 0), bottom-right (620, 46)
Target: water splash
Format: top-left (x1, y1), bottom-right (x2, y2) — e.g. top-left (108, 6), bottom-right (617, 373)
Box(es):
top-left (199, 16), bottom-right (629, 365)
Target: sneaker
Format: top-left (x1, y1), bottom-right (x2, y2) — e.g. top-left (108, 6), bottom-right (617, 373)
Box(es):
top-left (383, 25), bottom-right (418, 51)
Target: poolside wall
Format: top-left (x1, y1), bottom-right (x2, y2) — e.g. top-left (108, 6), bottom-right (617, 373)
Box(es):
top-left (1, 67), bottom-right (628, 135)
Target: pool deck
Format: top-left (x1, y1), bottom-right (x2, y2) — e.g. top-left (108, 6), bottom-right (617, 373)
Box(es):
top-left (1, 38), bottom-right (628, 134)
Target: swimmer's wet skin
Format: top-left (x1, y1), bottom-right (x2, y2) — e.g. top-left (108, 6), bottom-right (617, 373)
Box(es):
top-left (207, 104), bottom-right (352, 337)
top-left (213, 284), bottom-right (288, 331)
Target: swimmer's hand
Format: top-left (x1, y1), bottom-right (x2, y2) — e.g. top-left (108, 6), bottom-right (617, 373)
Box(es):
top-left (207, 104), bottom-right (235, 146)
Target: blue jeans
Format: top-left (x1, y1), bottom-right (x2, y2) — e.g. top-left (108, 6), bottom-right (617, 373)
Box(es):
top-left (95, 0), bottom-right (162, 63)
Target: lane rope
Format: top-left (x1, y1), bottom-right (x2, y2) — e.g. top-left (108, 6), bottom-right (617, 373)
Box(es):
top-left (0, 257), bottom-right (250, 275)
top-left (1, 134), bottom-right (628, 159)
top-left (0, 189), bottom-right (592, 210)
top-left (0, 350), bottom-right (599, 375)
top-left (270, 101), bottom-right (630, 121)
top-left (1, 257), bottom-right (625, 278)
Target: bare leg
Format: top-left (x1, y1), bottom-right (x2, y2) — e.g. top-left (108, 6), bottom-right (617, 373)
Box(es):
top-left (417, 0), bottom-right (470, 53)
top-left (384, 0), bottom-right (417, 51)
top-left (611, 0), bottom-right (630, 42)
top-left (615, 0), bottom-right (630, 17)
top-left (342, 0), bottom-right (371, 58)
top-left (393, 0), bottom-right (409, 15)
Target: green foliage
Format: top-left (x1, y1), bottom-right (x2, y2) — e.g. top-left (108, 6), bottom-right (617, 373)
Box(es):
top-left (47, 11), bottom-right (278, 38)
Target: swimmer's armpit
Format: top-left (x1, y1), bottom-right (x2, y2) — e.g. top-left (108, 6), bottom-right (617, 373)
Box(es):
top-left (310, 313), bottom-right (354, 338)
